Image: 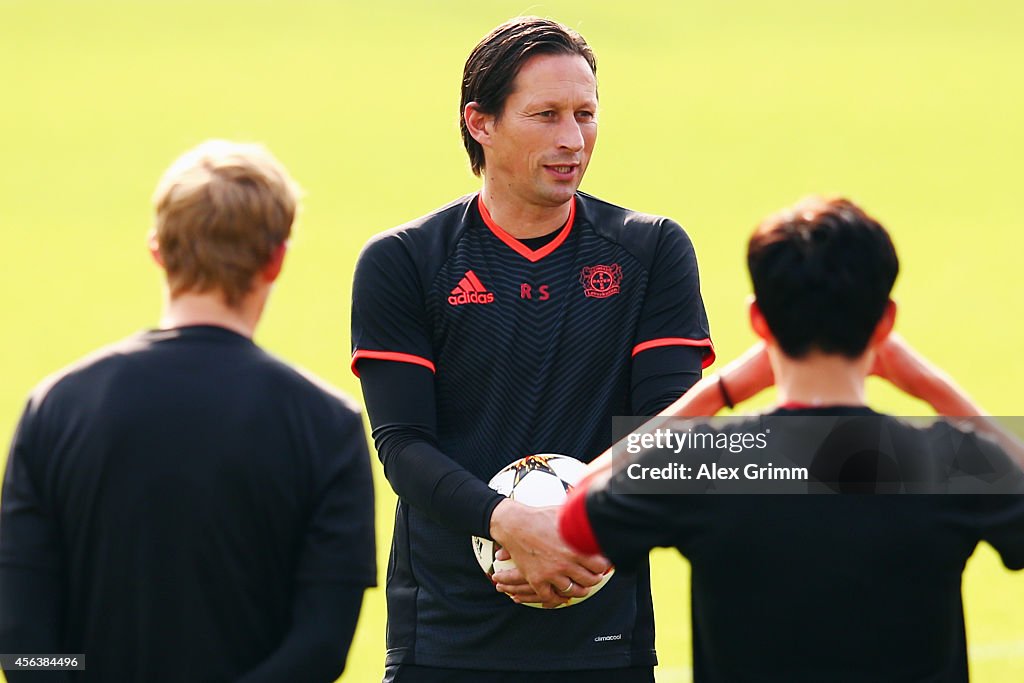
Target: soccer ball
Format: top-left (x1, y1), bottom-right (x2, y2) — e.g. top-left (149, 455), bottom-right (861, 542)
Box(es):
top-left (471, 453), bottom-right (614, 608)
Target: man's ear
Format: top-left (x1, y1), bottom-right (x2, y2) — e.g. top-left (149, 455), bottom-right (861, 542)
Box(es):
top-left (147, 229), bottom-right (164, 268)
top-left (748, 297), bottom-right (774, 343)
top-left (868, 299), bottom-right (897, 348)
top-left (261, 242), bottom-right (287, 283)
top-left (464, 103), bottom-right (495, 147)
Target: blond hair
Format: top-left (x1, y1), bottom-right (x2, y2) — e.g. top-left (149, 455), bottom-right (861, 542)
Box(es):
top-left (152, 140), bottom-right (300, 307)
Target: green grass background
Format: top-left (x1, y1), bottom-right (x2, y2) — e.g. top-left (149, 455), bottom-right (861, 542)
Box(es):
top-left (2, 1), bottom-right (1022, 680)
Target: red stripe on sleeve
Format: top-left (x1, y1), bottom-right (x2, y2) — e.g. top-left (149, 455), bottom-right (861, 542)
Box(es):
top-left (351, 350), bottom-right (436, 377)
top-left (559, 477), bottom-right (603, 556)
top-left (631, 337), bottom-right (716, 368)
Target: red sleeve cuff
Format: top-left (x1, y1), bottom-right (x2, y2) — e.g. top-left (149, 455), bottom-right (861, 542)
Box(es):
top-left (631, 337), bottom-right (716, 368)
top-left (559, 478), bottom-right (603, 556)
top-left (351, 350), bottom-right (436, 377)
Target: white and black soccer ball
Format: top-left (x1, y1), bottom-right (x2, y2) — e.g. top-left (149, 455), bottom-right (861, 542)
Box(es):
top-left (471, 453), bottom-right (614, 608)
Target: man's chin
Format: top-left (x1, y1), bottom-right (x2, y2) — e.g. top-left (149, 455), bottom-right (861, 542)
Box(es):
top-left (538, 183), bottom-right (580, 207)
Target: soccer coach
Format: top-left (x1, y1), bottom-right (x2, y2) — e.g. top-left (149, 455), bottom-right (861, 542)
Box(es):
top-left (0, 141), bottom-right (376, 682)
top-left (351, 16), bottom-right (714, 683)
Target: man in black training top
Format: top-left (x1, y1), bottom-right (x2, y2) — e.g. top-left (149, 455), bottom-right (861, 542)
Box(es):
top-left (0, 141), bottom-right (376, 682)
top-left (561, 196), bottom-right (1024, 682)
top-left (351, 16), bottom-right (713, 683)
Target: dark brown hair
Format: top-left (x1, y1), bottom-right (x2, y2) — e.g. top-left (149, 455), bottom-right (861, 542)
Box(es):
top-left (460, 17), bottom-right (596, 176)
top-left (747, 196), bottom-right (899, 358)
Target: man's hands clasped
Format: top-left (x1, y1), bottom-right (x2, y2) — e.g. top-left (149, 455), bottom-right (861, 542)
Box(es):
top-left (488, 500), bottom-right (611, 608)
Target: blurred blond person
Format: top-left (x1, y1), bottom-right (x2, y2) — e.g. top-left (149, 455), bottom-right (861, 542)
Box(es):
top-left (0, 141), bottom-right (375, 682)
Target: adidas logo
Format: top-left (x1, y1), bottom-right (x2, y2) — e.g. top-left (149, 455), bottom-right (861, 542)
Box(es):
top-left (448, 270), bottom-right (495, 306)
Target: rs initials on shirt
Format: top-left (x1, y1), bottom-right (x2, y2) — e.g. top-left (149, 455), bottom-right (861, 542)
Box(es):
top-left (520, 283), bottom-right (551, 300)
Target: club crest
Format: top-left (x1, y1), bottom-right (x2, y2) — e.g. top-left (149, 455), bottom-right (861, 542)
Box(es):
top-left (579, 264), bottom-right (622, 298)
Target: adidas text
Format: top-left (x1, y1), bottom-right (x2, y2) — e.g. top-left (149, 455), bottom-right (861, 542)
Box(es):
top-left (448, 291), bottom-right (495, 306)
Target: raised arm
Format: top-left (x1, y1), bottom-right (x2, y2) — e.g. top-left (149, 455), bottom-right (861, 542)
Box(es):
top-left (871, 334), bottom-right (1024, 466)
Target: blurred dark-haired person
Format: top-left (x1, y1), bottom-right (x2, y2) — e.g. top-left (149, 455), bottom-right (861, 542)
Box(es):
top-left (0, 141), bottom-right (376, 683)
top-left (351, 15), bottom-right (713, 683)
top-left (560, 196), bottom-right (1024, 682)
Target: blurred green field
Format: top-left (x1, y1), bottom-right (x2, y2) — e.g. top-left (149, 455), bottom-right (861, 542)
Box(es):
top-left (2, 1), bottom-right (1023, 680)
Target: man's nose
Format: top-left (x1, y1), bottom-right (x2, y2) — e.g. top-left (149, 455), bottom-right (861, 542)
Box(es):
top-left (556, 118), bottom-right (585, 152)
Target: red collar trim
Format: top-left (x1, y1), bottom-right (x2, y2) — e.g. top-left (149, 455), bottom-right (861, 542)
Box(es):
top-left (477, 195), bottom-right (575, 263)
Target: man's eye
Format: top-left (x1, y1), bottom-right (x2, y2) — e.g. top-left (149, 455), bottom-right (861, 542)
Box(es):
top-left (536, 111), bottom-right (556, 118)
top-left (576, 111), bottom-right (595, 121)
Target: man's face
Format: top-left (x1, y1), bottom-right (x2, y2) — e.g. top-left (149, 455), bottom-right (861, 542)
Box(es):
top-left (483, 53), bottom-right (598, 210)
